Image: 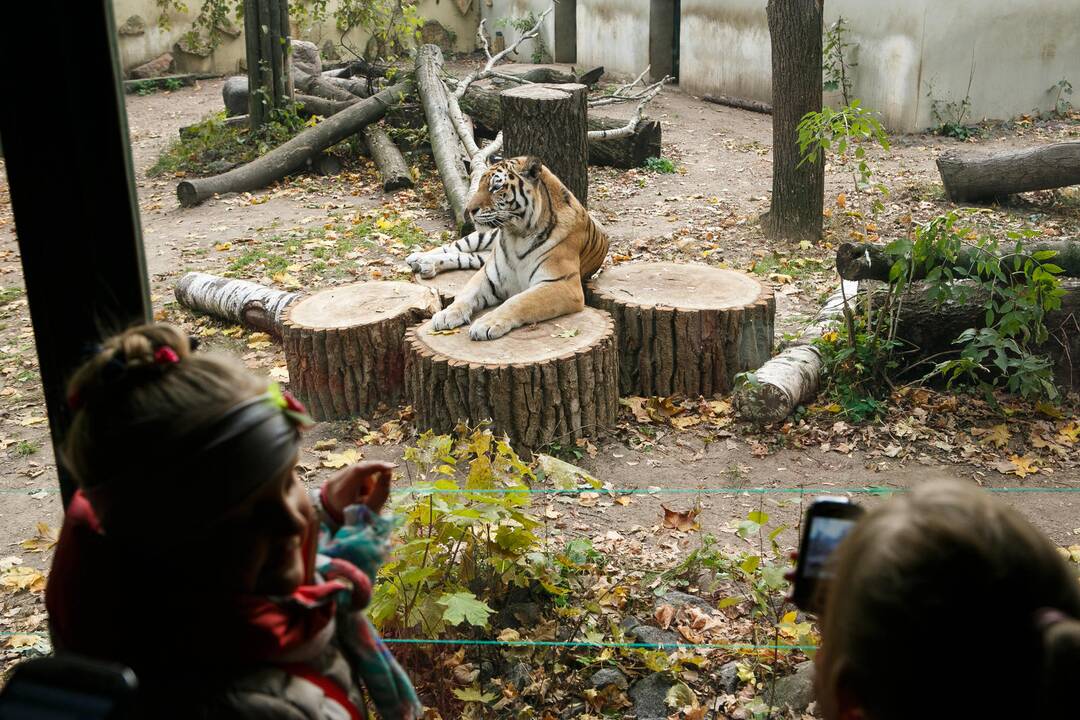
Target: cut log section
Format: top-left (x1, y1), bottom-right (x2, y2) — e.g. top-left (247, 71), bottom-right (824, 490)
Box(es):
top-left (281, 281), bottom-right (440, 420)
top-left (363, 125), bottom-right (413, 191)
top-left (937, 141), bottom-right (1080, 202)
top-left (501, 83), bottom-right (589, 205)
top-left (404, 307), bottom-right (618, 448)
top-left (585, 263), bottom-right (775, 397)
top-left (460, 83), bottom-right (662, 169)
top-left (174, 272), bottom-right (298, 337)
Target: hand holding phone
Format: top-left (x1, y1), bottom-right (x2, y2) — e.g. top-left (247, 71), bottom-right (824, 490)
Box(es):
top-left (790, 496), bottom-right (864, 615)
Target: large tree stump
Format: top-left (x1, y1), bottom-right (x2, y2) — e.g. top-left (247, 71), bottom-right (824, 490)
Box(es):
top-left (460, 83), bottom-right (661, 169)
top-left (937, 141), bottom-right (1080, 202)
top-left (586, 263), bottom-right (775, 397)
top-left (404, 307), bottom-right (618, 448)
top-left (281, 282), bottom-right (440, 420)
top-left (500, 83), bottom-right (589, 205)
top-left (414, 265), bottom-right (485, 306)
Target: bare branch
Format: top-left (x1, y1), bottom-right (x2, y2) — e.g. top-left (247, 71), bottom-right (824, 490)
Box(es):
top-left (469, 133), bottom-right (503, 195)
top-left (453, 5), bottom-right (554, 100)
top-left (587, 75), bottom-right (672, 141)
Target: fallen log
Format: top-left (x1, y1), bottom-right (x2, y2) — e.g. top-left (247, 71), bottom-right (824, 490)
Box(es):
top-left (733, 282), bottom-right (855, 425)
top-left (223, 77), bottom-right (357, 118)
top-left (292, 66), bottom-right (358, 104)
top-left (324, 75), bottom-right (370, 97)
top-left (180, 114), bottom-right (250, 138)
top-left (363, 125), bottom-right (413, 191)
top-left (295, 93), bottom-right (357, 117)
top-left (702, 94), bottom-right (773, 115)
top-left (176, 80), bottom-right (410, 207)
top-left (836, 239), bottom-right (1080, 282)
top-left (416, 45), bottom-right (470, 230)
top-left (937, 141), bottom-right (1080, 203)
top-left (174, 272), bottom-right (298, 337)
top-left (460, 83), bottom-right (661, 169)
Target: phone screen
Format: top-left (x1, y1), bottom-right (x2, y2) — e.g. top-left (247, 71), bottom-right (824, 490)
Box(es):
top-left (801, 515), bottom-right (859, 580)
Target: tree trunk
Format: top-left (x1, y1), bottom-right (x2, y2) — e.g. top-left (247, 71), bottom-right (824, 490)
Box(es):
top-left (415, 45), bottom-right (470, 231)
top-left (173, 272), bottom-right (298, 337)
top-left (363, 125), bottom-right (413, 191)
top-left (937, 141), bottom-right (1080, 203)
top-left (733, 282), bottom-right (853, 424)
top-left (460, 84), bottom-right (662, 169)
top-left (404, 307), bottom-right (618, 448)
top-left (586, 263), bottom-right (775, 397)
top-left (281, 281), bottom-right (441, 420)
top-left (703, 94), bottom-right (773, 115)
top-left (836, 239), bottom-right (1080, 282)
top-left (292, 66), bottom-right (359, 104)
top-left (222, 76), bottom-right (357, 118)
top-left (324, 75), bottom-right (371, 97)
top-left (294, 93), bottom-right (357, 118)
top-left (245, 0), bottom-right (291, 131)
top-left (500, 83), bottom-right (589, 206)
top-left (763, 0), bottom-right (824, 241)
top-left (176, 80), bottom-right (410, 207)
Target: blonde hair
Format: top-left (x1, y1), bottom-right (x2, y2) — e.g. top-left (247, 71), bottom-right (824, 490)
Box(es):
top-left (62, 323), bottom-right (266, 495)
top-left (815, 480), bottom-right (1080, 719)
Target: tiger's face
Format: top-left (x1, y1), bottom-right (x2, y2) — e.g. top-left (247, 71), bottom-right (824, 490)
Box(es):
top-left (465, 156), bottom-right (543, 232)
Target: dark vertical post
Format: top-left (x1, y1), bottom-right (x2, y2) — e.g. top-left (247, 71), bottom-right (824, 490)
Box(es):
top-left (553, 0), bottom-right (577, 63)
top-left (0, 1), bottom-right (151, 506)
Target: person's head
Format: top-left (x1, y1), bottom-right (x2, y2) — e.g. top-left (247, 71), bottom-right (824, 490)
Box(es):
top-left (815, 480), bottom-right (1080, 719)
top-left (62, 323), bottom-right (315, 595)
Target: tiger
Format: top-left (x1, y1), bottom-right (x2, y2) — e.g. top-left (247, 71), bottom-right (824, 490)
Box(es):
top-left (406, 156), bottom-right (609, 341)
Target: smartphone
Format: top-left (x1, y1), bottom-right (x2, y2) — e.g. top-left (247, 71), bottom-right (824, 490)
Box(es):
top-left (790, 496), bottom-right (865, 615)
top-left (0, 656), bottom-right (138, 719)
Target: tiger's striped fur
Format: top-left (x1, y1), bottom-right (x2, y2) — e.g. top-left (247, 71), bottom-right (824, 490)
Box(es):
top-left (417, 156), bottom-right (609, 341)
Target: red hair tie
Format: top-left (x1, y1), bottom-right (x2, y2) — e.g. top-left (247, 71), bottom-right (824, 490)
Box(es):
top-left (154, 346), bottom-right (180, 365)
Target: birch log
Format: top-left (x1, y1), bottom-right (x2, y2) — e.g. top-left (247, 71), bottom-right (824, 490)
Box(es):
top-left (733, 281), bottom-right (857, 424)
top-left (174, 272), bottom-right (298, 336)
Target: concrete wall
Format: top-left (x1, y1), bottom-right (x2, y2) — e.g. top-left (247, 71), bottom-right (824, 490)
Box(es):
top-left (679, 0), bottom-right (1080, 132)
top-left (112, 0), bottom-right (479, 76)
top-left (480, 0), bottom-right (557, 64)
top-left (576, 0), bottom-right (650, 76)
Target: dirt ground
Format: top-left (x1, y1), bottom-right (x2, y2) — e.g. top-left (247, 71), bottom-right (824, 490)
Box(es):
top-left (0, 63), bottom-right (1078, 678)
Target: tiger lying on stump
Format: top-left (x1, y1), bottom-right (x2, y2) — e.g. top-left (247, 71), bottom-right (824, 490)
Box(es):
top-left (406, 156), bottom-right (609, 341)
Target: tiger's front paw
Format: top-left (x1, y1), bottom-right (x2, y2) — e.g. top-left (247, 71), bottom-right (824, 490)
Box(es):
top-left (406, 252), bottom-right (439, 279)
top-left (432, 305), bottom-right (470, 331)
top-left (469, 315), bottom-right (515, 341)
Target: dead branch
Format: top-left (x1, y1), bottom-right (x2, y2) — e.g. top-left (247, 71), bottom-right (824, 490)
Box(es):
top-left (587, 75), bottom-right (672, 141)
top-left (454, 8), bottom-right (553, 101)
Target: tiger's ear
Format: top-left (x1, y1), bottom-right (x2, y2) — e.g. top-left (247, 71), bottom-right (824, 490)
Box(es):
top-left (523, 156), bottom-right (543, 181)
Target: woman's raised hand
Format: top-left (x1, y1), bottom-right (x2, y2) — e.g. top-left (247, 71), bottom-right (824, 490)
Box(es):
top-left (324, 460), bottom-right (396, 517)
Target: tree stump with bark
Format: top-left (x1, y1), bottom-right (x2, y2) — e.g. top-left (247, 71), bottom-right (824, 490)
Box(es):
top-left (460, 83), bottom-right (662, 169)
top-left (936, 141), bottom-right (1080, 203)
top-left (500, 83), bottom-right (589, 205)
top-left (281, 281), bottom-right (440, 420)
top-left (586, 263), bottom-right (775, 397)
top-left (404, 307), bottom-right (618, 448)
top-left (763, 0), bottom-right (824, 241)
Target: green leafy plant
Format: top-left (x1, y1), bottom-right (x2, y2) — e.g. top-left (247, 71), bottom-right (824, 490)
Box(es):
top-left (155, 0), bottom-right (242, 55)
top-left (1049, 78), bottom-right (1074, 117)
top-left (816, 211), bottom-right (1065, 413)
top-left (927, 60), bottom-right (977, 139)
top-left (369, 426), bottom-right (544, 636)
top-left (822, 16), bottom-right (857, 106)
top-left (334, 0), bottom-right (423, 62)
top-left (644, 156), bottom-right (677, 174)
top-left (797, 99), bottom-right (890, 196)
top-left (498, 13), bottom-right (549, 64)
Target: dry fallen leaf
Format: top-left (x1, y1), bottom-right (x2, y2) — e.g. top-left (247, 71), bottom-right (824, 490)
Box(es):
top-left (654, 604), bottom-right (676, 630)
top-left (661, 503), bottom-right (701, 533)
top-left (20, 523), bottom-right (58, 553)
top-left (974, 424), bottom-right (1010, 449)
top-left (5, 634), bottom-right (42, 650)
top-left (247, 332), bottom-right (273, 350)
top-left (1008, 454), bottom-right (1038, 478)
top-left (1057, 422), bottom-right (1079, 445)
top-left (1, 566), bottom-right (46, 593)
top-left (322, 448), bottom-right (363, 468)
top-left (313, 439), bottom-right (338, 451)
top-left (269, 365), bottom-right (290, 382)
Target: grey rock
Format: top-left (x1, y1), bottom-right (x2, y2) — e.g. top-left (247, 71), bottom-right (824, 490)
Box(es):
top-left (222, 76), bottom-right (248, 117)
top-left (656, 590), bottom-right (716, 614)
top-left (629, 673), bottom-right (676, 720)
top-left (620, 615), bottom-right (643, 632)
top-left (767, 660), bottom-right (815, 713)
top-left (291, 39), bottom-right (321, 75)
top-left (630, 625), bottom-right (680, 648)
top-left (129, 53), bottom-right (173, 80)
top-left (321, 39), bottom-right (340, 62)
top-left (717, 660), bottom-right (741, 694)
top-left (589, 668), bottom-right (628, 690)
top-left (118, 15), bottom-right (146, 36)
top-left (497, 601), bottom-right (541, 628)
